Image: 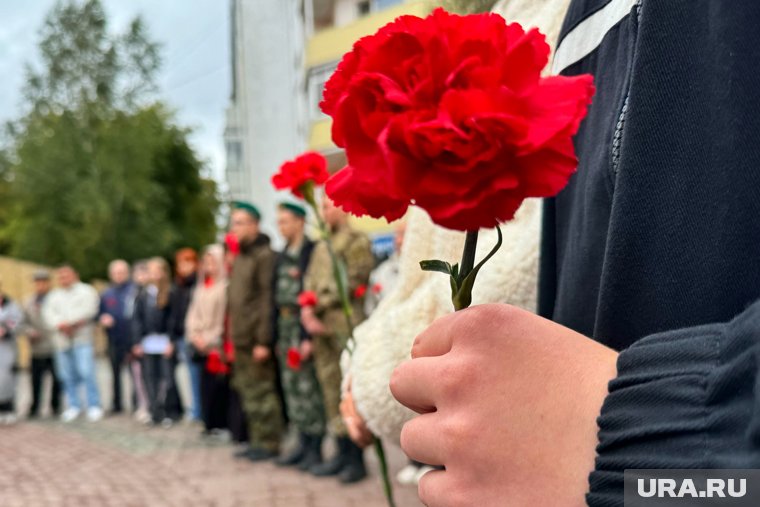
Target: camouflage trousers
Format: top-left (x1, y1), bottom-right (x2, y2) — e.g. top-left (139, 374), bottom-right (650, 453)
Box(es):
top-left (231, 349), bottom-right (284, 452)
top-left (276, 313), bottom-right (326, 436)
top-left (313, 332), bottom-right (347, 437)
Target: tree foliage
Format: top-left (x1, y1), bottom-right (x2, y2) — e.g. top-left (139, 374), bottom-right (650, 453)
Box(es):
top-left (2, 0), bottom-right (218, 280)
top-left (440, 0), bottom-right (498, 14)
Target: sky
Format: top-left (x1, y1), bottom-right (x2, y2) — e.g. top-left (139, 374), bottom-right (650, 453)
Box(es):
top-left (0, 0), bottom-right (231, 185)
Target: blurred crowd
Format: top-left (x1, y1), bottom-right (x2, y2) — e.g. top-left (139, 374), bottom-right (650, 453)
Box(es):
top-left (0, 197), bottom-right (408, 487)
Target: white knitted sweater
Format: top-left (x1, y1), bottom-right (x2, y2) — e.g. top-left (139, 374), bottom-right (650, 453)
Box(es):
top-left (343, 0), bottom-right (573, 445)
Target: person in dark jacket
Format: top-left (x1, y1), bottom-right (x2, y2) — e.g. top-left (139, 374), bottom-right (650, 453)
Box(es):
top-left (99, 260), bottom-right (137, 415)
top-left (227, 201), bottom-right (283, 461)
top-left (390, 2), bottom-right (760, 506)
top-left (132, 257), bottom-right (182, 426)
top-left (272, 203), bottom-right (325, 470)
top-left (169, 248), bottom-right (198, 421)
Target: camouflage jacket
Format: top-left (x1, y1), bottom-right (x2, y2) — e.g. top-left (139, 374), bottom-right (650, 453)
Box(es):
top-left (304, 225), bottom-right (374, 338)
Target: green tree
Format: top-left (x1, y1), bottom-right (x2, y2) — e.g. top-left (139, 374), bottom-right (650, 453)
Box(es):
top-left (440, 0), bottom-right (498, 14)
top-left (3, 0), bottom-right (218, 279)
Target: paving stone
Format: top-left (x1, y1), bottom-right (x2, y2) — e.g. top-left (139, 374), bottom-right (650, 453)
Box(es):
top-left (3, 364), bottom-right (424, 507)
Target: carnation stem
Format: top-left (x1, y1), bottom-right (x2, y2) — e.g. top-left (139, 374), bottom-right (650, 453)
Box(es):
top-left (460, 230), bottom-right (479, 285)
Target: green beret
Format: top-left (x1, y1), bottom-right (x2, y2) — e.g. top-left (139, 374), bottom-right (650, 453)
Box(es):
top-left (279, 202), bottom-right (307, 218)
top-left (232, 200), bottom-right (261, 220)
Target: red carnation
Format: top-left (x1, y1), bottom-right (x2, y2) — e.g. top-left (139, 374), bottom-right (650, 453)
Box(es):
top-left (321, 8), bottom-right (594, 231)
top-left (372, 283), bottom-right (383, 295)
top-left (286, 347), bottom-right (302, 371)
top-left (224, 233), bottom-right (240, 257)
top-left (298, 290), bottom-right (318, 308)
top-left (272, 151), bottom-right (330, 199)
top-left (354, 284), bottom-right (368, 299)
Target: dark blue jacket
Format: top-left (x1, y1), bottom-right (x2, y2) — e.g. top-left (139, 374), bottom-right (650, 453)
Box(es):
top-left (540, 1), bottom-right (760, 504)
top-left (99, 283), bottom-right (137, 351)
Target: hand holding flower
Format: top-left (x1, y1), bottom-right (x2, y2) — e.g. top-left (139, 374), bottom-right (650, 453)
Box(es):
top-left (391, 305), bottom-right (617, 507)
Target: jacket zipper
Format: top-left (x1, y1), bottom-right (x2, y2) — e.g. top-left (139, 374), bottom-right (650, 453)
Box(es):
top-left (611, 0), bottom-right (643, 175)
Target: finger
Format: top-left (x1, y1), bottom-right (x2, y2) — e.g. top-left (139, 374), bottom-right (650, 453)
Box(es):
top-left (400, 413), bottom-right (446, 467)
top-left (418, 469), bottom-right (459, 507)
top-left (390, 358), bottom-right (443, 413)
top-left (411, 313), bottom-right (459, 359)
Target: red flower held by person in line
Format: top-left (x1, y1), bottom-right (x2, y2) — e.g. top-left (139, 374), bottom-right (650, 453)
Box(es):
top-left (372, 283), bottom-right (383, 295)
top-left (272, 151), bottom-right (330, 199)
top-left (321, 8), bottom-right (595, 231)
top-left (298, 290), bottom-right (318, 308)
top-left (224, 233), bottom-right (240, 257)
top-left (354, 284), bottom-right (368, 299)
top-left (286, 347), bottom-right (302, 371)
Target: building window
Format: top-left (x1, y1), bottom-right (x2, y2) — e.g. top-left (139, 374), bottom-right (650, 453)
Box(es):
top-left (357, 0), bottom-right (371, 16)
top-left (308, 64), bottom-right (337, 121)
top-left (226, 140), bottom-right (243, 172)
top-left (375, 0), bottom-right (404, 9)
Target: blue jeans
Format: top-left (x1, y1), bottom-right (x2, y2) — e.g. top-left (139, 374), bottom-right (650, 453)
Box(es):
top-left (183, 339), bottom-right (203, 420)
top-left (55, 344), bottom-right (100, 410)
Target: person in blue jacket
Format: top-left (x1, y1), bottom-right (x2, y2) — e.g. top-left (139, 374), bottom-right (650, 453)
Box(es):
top-left (99, 259), bottom-right (137, 415)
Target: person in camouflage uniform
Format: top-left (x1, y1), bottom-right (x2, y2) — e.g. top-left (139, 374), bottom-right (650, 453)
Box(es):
top-left (302, 197), bottom-right (375, 484)
top-left (272, 203), bottom-right (326, 471)
top-left (227, 201), bottom-right (284, 461)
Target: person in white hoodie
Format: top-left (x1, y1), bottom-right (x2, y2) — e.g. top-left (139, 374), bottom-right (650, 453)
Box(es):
top-left (43, 265), bottom-right (103, 422)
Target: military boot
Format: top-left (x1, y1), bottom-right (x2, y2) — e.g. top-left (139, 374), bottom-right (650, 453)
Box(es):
top-left (338, 439), bottom-right (368, 484)
top-left (309, 437), bottom-right (348, 477)
top-left (275, 432), bottom-right (307, 467)
top-left (298, 433), bottom-right (324, 471)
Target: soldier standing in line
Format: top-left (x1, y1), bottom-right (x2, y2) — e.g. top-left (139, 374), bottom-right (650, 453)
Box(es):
top-left (302, 197), bottom-right (375, 484)
top-left (272, 202), bottom-right (326, 471)
top-left (227, 201), bottom-right (284, 461)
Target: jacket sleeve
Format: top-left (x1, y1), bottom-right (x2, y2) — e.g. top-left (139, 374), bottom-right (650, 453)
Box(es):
top-left (66, 286), bottom-right (100, 324)
top-left (587, 300), bottom-right (760, 506)
top-left (18, 302), bottom-right (33, 338)
top-left (1, 301), bottom-right (23, 337)
top-left (204, 286), bottom-right (226, 348)
top-left (131, 293), bottom-right (145, 346)
top-left (166, 287), bottom-right (180, 342)
top-left (41, 294), bottom-right (64, 331)
top-left (270, 253), bottom-right (281, 348)
top-left (184, 290), bottom-right (201, 341)
top-left (253, 249), bottom-right (276, 348)
top-left (345, 234), bottom-right (374, 297)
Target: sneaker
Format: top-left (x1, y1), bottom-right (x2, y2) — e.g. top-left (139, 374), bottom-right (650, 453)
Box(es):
top-left (86, 407), bottom-right (104, 422)
top-left (396, 464), bottom-right (421, 486)
top-left (5, 413), bottom-right (18, 426)
top-left (161, 418), bottom-right (174, 429)
top-left (134, 409), bottom-right (152, 425)
top-left (61, 408), bottom-right (81, 423)
top-left (414, 466), bottom-right (436, 485)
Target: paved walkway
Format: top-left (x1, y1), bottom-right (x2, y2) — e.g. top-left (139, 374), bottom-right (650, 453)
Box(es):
top-left (2, 363), bottom-right (424, 507)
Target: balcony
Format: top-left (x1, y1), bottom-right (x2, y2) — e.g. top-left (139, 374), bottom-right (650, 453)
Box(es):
top-left (305, 0), bottom-right (431, 69)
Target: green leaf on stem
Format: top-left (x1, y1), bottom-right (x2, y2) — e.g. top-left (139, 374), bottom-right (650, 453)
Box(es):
top-left (419, 259), bottom-right (453, 275)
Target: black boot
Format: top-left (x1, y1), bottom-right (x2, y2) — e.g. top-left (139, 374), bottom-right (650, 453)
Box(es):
top-left (309, 437), bottom-right (348, 477)
top-left (338, 439), bottom-right (367, 484)
top-left (298, 433), bottom-right (323, 471)
top-left (275, 433), bottom-right (307, 467)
